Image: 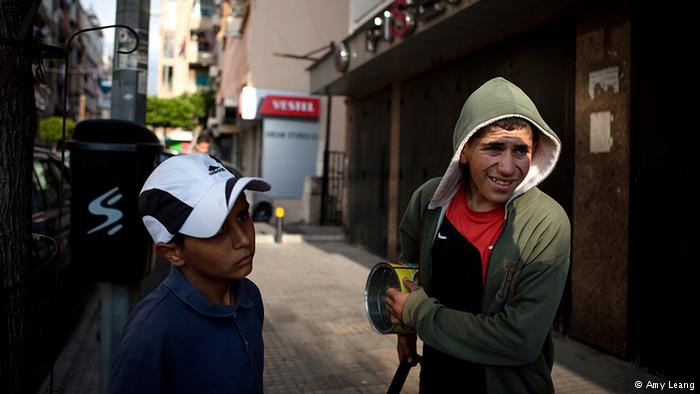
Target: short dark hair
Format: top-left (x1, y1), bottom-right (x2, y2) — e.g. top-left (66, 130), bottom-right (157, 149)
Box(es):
top-left (196, 133), bottom-right (212, 144)
top-left (470, 117), bottom-right (539, 144)
top-left (171, 233), bottom-right (185, 247)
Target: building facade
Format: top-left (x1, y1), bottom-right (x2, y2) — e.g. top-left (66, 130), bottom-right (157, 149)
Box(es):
top-left (35, 0), bottom-right (105, 121)
top-left (157, 0), bottom-right (219, 98)
top-left (309, 0), bottom-right (690, 380)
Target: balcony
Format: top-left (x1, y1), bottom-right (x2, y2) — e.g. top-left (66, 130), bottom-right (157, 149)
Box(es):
top-left (190, 50), bottom-right (216, 66)
top-left (190, 14), bottom-right (220, 32)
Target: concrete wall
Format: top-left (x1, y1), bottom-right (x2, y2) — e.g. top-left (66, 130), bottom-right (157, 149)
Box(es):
top-left (572, 6), bottom-right (631, 357)
top-left (348, 0), bottom-right (392, 34)
top-left (247, 0), bottom-right (348, 91)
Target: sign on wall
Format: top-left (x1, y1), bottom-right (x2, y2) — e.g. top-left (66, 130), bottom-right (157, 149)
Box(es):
top-left (262, 118), bottom-right (319, 198)
top-left (259, 95), bottom-right (320, 119)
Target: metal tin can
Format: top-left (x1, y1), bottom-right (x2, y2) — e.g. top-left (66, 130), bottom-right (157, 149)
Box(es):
top-left (364, 261), bottom-right (418, 335)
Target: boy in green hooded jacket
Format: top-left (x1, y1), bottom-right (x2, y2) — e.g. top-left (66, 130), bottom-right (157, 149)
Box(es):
top-left (386, 77), bottom-right (570, 394)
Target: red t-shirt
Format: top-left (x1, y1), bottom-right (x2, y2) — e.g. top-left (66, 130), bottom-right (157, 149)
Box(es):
top-left (446, 185), bottom-right (505, 282)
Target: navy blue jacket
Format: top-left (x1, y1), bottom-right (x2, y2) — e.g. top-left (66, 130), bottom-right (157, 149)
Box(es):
top-left (110, 266), bottom-right (264, 393)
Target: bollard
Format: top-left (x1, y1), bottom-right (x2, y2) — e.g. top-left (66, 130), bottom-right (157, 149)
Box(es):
top-left (275, 207), bottom-right (285, 243)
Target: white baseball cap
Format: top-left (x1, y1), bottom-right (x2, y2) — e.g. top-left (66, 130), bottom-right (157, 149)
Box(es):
top-left (138, 154), bottom-right (271, 244)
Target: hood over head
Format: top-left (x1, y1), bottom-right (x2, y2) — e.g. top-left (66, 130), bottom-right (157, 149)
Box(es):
top-left (429, 77), bottom-right (561, 209)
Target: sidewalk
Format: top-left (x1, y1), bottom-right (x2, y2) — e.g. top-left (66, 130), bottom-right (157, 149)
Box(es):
top-left (250, 241), bottom-right (661, 394)
top-left (254, 222), bottom-right (346, 243)
top-left (40, 229), bottom-right (663, 393)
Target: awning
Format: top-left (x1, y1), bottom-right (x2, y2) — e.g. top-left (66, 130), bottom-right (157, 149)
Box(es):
top-left (308, 0), bottom-right (571, 97)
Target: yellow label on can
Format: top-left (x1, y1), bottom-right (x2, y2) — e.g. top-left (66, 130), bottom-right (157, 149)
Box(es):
top-left (387, 261), bottom-right (418, 334)
top-left (387, 261), bottom-right (419, 294)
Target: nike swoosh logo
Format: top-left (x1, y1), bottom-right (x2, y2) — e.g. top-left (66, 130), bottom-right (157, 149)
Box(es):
top-left (437, 232), bottom-right (447, 240)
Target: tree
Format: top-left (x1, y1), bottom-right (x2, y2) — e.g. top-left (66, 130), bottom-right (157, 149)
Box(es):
top-left (192, 90), bottom-right (216, 127)
top-left (146, 93), bottom-right (208, 130)
top-left (146, 96), bottom-right (191, 129)
top-left (38, 116), bottom-right (75, 149)
top-left (0, 1), bottom-right (38, 393)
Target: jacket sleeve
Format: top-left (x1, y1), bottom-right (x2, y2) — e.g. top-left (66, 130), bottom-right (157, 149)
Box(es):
top-left (403, 216), bottom-right (570, 366)
top-left (398, 178), bottom-right (441, 264)
top-left (398, 186), bottom-right (423, 263)
top-left (109, 335), bottom-right (162, 394)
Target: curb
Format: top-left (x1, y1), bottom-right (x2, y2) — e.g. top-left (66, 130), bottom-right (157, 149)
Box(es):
top-left (256, 234), bottom-right (345, 243)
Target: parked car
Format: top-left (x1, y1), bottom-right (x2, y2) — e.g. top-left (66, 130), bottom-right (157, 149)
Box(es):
top-left (24, 146), bottom-right (77, 392)
top-left (31, 146), bottom-right (71, 273)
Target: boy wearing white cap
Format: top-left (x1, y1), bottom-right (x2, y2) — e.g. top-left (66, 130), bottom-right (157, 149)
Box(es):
top-left (110, 154), bottom-right (271, 394)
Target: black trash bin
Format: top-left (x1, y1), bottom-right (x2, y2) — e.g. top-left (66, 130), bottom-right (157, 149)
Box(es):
top-left (68, 119), bottom-right (162, 284)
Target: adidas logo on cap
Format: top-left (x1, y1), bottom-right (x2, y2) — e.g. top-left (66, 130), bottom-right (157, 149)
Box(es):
top-left (208, 165), bottom-right (225, 175)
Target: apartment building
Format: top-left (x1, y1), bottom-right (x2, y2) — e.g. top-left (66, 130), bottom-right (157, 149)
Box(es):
top-left (157, 0), bottom-right (219, 98)
top-left (34, 0), bottom-right (104, 120)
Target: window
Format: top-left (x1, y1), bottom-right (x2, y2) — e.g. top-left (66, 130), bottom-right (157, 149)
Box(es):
top-left (163, 32), bottom-right (174, 58)
top-left (200, 0), bottom-right (215, 17)
top-left (33, 160), bottom-right (60, 210)
top-left (192, 0), bottom-right (215, 17)
top-left (162, 65), bottom-right (173, 90)
top-left (223, 106), bottom-right (237, 124)
top-left (195, 72), bottom-right (210, 87)
top-left (196, 32), bottom-right (211, 52)
top-left (32, 170), bottom-right (45, 214)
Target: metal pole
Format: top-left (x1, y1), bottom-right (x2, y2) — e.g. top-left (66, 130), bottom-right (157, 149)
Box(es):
top-left (57, 24), bottom-right (138, 394)
top-left (111, 0), bottom-right (150, 123)
top-left (275, 207), bottom-right (284, 243)
top-left (320, 93), bottom-right (332, 225)
top-left (275, 216), bottom-right (284, 243)
top-left (103, 1), bottom-right (150, 391)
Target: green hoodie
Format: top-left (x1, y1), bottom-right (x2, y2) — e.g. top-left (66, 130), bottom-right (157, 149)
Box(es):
top-left (400, 77), bottom-right (571, 394)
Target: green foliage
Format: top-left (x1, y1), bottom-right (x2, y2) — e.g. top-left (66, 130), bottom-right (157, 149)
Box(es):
top-left (186, 93), bottom-right (206, 118)
top-left (38, 116), bottom-right (75, 141)
top-left (146, 92), bottom-right (211, 129)
top-left (147, 96), bottom-right (194, 129)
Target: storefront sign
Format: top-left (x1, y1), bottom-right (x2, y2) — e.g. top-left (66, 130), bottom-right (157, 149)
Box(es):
top-left (259, 95), bottom-right (320, 119)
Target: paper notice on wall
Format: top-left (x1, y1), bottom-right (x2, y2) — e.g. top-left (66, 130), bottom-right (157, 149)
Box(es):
top-left (590, 111), bottom-right (613, 153)
top-left (588, 67), bottom-right (619, 99)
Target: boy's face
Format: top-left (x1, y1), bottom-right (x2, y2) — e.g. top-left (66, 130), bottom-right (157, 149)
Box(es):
top-left (193, 141), bottom-right (210, 153)
top-left (459, 125), bottom-right (535, 211)
top-left (178, 194), bottom-right (256, 281)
